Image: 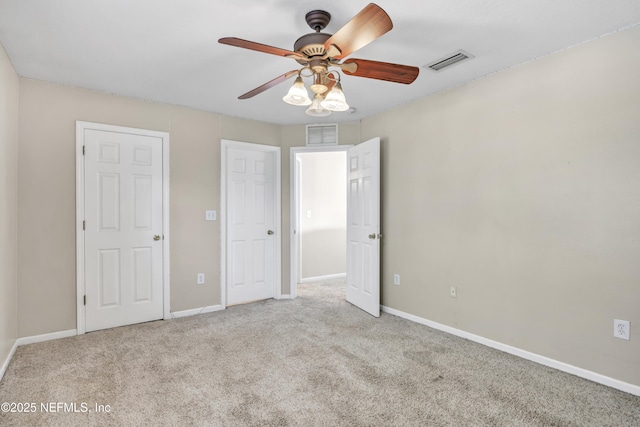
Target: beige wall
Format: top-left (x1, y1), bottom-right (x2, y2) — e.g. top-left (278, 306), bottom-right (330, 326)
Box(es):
top-left (0, 42), bottom-right (19, 370)
top-left (17, 79), bottom-right (279, 336)
top-left (18, 81), bottom-right (170, 337)
top-left (361, 26), bottom-right (640, 386)
top-left (169, 106), bottom-right (219, 311)
top-left (170, 109), bottom-right (279, 312)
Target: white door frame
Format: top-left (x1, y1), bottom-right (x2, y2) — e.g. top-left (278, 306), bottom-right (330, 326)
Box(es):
top-left (221, 139), bottom-right (282, 307)
top-left (289, 145), bottom-right (352, 299)
top-left (75, 121), bottom-right (171, 335)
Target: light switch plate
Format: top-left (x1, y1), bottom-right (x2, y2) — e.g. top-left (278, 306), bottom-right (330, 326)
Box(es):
top-left (205, 210), bottom-right (216, 221)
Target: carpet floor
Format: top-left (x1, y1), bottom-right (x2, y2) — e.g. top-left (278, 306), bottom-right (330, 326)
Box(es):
top-left (1, 279), bottom-right (639, 426)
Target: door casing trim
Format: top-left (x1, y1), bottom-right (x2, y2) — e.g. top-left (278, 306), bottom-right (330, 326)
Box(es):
top-left (221, 139), bottom-right (282, 308)
top-left (75, 121), bottom-right (171, 335)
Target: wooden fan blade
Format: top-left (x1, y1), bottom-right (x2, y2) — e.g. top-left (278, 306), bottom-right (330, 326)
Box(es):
top-left (340, 58), bottom-right (419, 84)
top-left (323, 3), bottom-right (393, 60)
top-left (219, 37), bottom-right (307, 61)
top-left (238, 70), bottom-right (299, 99)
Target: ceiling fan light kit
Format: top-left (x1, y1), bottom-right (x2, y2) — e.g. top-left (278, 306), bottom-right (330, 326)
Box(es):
top-left (282, 75), bottom-right (312, 106)
top-left (306, 94), bottom-right (332, 117)
top-left (219, 3), bottom-right (419, 117)
top-left (320, 81), bottom-right (349, 112)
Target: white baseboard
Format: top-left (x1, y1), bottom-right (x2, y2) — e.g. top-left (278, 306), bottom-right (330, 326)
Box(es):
top-left (2, 329), bottom-right (77, 382)
top-left (300, 273), bottom-right (346, 283)
top-left (170, 304), bottom-right (224, 319)
top-left (381, 305), bottom-right (640, 397)
top-left (16, 329), bottom-right (78, 346)
top-left (0, 340), bottom-right (19, 382)
top-left (278, 294), bottom-right (292, 300)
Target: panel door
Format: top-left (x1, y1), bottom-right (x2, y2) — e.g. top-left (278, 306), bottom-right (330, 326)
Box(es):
top-left (84, 129), bottom-right (164, 332)
top-left (227, 147), bottom-right (276, 305)
top-left (346, 137), bottom-right (381, 317)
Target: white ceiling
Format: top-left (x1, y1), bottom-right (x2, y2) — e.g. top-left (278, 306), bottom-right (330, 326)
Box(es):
top-left (1, 0), bottom-right (639, 125)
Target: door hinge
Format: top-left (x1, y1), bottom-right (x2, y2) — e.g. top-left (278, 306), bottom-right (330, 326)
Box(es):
top-left (83, 295), bottom-right (86, 306)
top-left (82, 145), bottom-right (85, 155)
top-left (82, 220), bottom-right (85, 230)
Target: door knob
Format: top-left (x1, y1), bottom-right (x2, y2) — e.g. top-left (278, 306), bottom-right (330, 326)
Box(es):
top-left (153, 235), bottom-right (161, 241)
top-left (267, 230), bottom-right (274, 235)
top-left (368, 233), bottom-right (376, 239)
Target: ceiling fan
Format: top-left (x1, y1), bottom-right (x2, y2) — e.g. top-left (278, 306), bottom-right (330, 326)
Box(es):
top-left (218, 3), bottom-right (419, 117)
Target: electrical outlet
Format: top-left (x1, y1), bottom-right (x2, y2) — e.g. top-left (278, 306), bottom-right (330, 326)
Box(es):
top-left (205, 210), bottom-right (216, 221)
top-left (393, 274), bottom-right (400, 285)
top-left (197, 273), bottom-right (205, 285)
top-left (450, 286), bottom-right (457, 298)
top-left (614, 319), bottom-right (630, 340)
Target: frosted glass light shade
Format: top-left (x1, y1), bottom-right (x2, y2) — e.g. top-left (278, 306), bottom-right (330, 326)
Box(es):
top-left (306, 94), bottom-right (332, 117)
top-left (283, 77), bottom-right (312, 106)
top-left (320, 82), bottom-right (349, 111)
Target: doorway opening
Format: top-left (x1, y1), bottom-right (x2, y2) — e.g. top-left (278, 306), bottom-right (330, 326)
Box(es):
top-left (290, 146), bottom-right (350, 299)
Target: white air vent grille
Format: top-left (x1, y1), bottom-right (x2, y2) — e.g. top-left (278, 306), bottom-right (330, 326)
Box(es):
top-left (306, 124), bottom-right (338, 146)
top-left (424, 50), bottom-right (474, 72)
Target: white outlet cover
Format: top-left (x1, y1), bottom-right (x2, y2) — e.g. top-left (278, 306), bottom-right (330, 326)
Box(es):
top-left (393, 274), bottom-right (400, 285)
top-left (205, 210), bottom-right (216, 221)
top-left (614, 319), bottom-right (630, 340)
top-left (197, 273), bottom-right (205, 285)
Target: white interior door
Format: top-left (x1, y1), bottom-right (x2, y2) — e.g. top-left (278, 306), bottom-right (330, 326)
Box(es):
top-left (346, 137), bottom-right (381, 317)
top-left (226, 145), bottom-right (278, 305)
top-left (83, 128), bottom-right (164, 332)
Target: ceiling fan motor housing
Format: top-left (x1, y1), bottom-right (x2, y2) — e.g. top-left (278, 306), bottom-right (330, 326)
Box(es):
top-left (294, 32), bottom-right (331, 62)
top-left (293, 9), bottom-right (333, 66)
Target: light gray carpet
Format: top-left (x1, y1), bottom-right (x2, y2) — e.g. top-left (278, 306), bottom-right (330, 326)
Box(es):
top-left (1, 279), bottom-right (639, 426)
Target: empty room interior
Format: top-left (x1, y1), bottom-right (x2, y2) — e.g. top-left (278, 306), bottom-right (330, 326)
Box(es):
top-left (1, 1), bottom-right (639, 425)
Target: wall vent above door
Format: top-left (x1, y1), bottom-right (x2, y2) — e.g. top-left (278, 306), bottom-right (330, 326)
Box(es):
top-left (424, 50), bottom-right (474, 72)
top-left (306, 124), bottom-right (338, 146)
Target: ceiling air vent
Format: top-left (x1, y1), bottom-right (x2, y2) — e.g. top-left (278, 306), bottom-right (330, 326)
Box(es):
top-left (306, 124), bottom-right (338, 146)
top-left (424, 50), bottom-right (474, 72)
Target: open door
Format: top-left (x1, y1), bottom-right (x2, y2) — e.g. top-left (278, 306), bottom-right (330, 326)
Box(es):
top-left (346, 137), bottom-right (380, 317)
